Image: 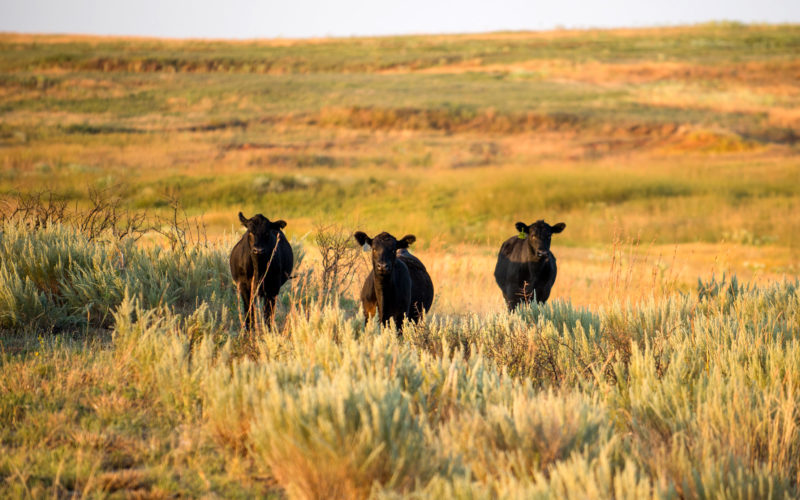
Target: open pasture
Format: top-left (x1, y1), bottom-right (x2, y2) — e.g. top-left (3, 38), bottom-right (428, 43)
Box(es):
top-left (1, 23), bottom-right (799, 498)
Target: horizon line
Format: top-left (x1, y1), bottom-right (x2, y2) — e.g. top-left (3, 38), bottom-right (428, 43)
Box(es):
top-left (1, 20), bottom-right (793, 44)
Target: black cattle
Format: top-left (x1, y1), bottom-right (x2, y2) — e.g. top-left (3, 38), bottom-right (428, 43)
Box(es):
top-left (230, 212), bottom-right (294, 328)
top-left (397, 247), bottom-right (435, 323)
top-left (494, 220), bottom-right (566, 311)
top-left (354, 231), bottom-right (434, 332)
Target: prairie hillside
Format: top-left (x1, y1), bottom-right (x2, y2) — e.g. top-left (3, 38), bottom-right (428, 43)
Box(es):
top-left (1, 23), bottom-right (799, 305)
top-left (1, 23), bottom-right (799, 498)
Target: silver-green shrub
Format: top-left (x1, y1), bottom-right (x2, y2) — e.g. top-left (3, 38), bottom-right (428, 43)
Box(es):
top-left (4, 220), bottom-right (798, 498)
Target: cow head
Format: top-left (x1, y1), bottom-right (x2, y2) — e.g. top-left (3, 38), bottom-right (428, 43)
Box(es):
top-left (515, 220), bottom-right (565, 258)
top-left (354, 231), bottom-right (416, 277)
top-left (239, 212), bottom-right (287, 256)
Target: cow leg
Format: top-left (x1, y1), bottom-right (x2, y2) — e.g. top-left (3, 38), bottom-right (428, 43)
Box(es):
top-left (511, 281), bottom-right (539, 309)
top-left (534, 287), bottom-right (551, 304)
top-left (362, 301), bottom-right (376, 325)
top-left (503, 287), bottom-right (521, 312)
top-left (263, 295), bottom-right (277, 325)
top-left (508, 295), bottom-right (523, 312)
top-left (238, 282), bottom-right (252, 330)
top-left (394, 313), bottom-right (405, 337)
top-left (407, 303), bottom-right (417, 324)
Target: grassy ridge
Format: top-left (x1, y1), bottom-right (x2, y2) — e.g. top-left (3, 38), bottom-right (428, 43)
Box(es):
top-left (2, 26), bottom-right (799, 248)
top-left (3, 23), bottom-right (798, 136)
top-left (3, 23), bottom-right (799, 73)
top-left (1, 223), bottom-right (798, 497)
top-left (2, 26), bottom-right (799, 252)
top-left (2, 64), bottom-right (795, 133)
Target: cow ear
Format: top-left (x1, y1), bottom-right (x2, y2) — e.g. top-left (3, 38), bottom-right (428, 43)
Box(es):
top-left (238, 212), bottom-right (249, 226)
top-left (272, 220), bottom-right (287, 229)
top-left (397, 234), bottom-right (416, 249)
top-left (515, 222), bottom-right (529, 234)
top-left (551, 222), bottom-right (566, 233)
top-left (354, 231), bottom-right (372, 247)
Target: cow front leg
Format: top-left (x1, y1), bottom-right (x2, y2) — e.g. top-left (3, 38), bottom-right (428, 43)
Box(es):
top-left (503, 286), bottom-right (523, 311)
top-left (394, 312), bottom-right (406, 337)
top-left (506, 297), bottom-right (517, 312)
top-left (263, 295), bottom-right (277, 325)
top-left (238, 282), bottom-right (252, 330)
top-left (362, 302), bottom-right (376, 325)
top-left (534, 286), bottom-right (551, 304)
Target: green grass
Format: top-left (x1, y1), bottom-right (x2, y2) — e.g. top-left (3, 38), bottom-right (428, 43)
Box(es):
top-left (0, 70), bottom-right (781, 134)
top-left (3, 24), bottom-right (799, 132)
top-left (2, 149), bottom-right (798, 246)
top-left (2, 25), bottom-right (798, 250)
top-left (2, 23), bottom-right (798, 73)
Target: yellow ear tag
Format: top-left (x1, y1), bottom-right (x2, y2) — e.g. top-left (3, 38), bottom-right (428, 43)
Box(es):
top-left (518, 232), bottom-right (526, 239)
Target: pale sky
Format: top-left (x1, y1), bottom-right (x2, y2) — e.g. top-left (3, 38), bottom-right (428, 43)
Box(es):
top-left (1, 0), bottom-right (798, 39)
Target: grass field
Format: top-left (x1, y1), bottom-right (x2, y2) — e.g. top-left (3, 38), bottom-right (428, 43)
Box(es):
top-left (1, 23), bottom-right (799, 498)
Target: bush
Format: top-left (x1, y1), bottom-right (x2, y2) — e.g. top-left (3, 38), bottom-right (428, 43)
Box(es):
top-left (2, 217), bottom-right (799, 498)
top-left (0, 221), bottom-right (232, 330)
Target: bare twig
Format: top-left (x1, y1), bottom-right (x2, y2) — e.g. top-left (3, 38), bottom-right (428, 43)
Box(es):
top-left (0, 186), bottom-right (150, 241)
top-left (314, 222), bottom-right (363, 300)
top-left (152, 191), bottom-right (208, 251)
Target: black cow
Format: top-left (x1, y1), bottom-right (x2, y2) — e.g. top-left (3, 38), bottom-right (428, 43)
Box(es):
top-left (494, 220), bottom-right (566, 311)
top-left (230, 212), bottom-right (294, 328)
top-left (354, 231), bottom-right (434, 332)
top-left (397, 247), bottom-right (435, 323)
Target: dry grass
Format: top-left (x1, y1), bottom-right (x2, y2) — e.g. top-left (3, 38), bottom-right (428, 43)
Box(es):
top-left (333, 240), bottom-right (797, 315)
top-left (1, 221), bottom-right (799, 498)
top-left (1, 25), bottom-right (799, 497)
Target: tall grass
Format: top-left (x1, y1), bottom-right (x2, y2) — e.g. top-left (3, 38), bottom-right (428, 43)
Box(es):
top-left (119, 279), bottom-right (799, 497)
top-left (3, 223), bottom-right (796, 497)
top-left (0, 221), bottom-right (233, 330)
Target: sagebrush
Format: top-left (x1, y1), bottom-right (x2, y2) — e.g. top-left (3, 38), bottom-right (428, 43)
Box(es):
top-left (1, 223), bottom-right (798, 498)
